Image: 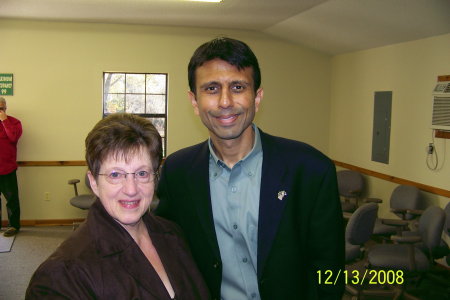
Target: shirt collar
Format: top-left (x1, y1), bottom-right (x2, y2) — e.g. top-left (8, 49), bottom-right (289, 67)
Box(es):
top-left (209, 124), bottom-right (262, 175)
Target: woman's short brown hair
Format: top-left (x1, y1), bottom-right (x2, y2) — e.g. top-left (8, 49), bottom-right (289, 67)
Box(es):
top-left (85, 113), bottom-right (162, 177)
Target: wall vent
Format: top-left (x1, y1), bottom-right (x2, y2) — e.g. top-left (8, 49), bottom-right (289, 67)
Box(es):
top-left (431, 81), bottom-right (450, 131)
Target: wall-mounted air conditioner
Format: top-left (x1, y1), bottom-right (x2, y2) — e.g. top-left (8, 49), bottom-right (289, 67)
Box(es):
top-left (431, 81), bottom-right (450, 131)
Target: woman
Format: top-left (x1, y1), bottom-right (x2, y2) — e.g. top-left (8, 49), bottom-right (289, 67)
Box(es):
top-left (26, 113), bottom-right (209, 300)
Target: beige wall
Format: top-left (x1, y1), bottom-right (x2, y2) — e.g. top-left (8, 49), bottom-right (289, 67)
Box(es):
top-left (2, 19), bottom-right (448, 223)
top-left (330, 34), bottom-right (450, 217)
top-left (1, 19), bottom-right (332, 221)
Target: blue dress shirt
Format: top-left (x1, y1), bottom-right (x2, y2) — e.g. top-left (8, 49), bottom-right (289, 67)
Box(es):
top-left (208, 124), bottom-right (263, 300)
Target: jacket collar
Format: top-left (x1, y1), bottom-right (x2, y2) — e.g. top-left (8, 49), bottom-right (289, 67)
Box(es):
top-left (186, 141), bottom-right (222, 258)
top-left (85, 200), bottom-right (178, 298)
top-left (186, 128), bottom-right (289, 277)
top-left (257, 129), bottom-right (289, 278)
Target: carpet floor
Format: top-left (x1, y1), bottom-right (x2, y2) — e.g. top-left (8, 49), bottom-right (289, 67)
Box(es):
top-left (0, 226), bottom-right (72, 300)
top-left (0, 226), bottom-right (448, 300)
top-left (0, 232), bottom-right (16, 253)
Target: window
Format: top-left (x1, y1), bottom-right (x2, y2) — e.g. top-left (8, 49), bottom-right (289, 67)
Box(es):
top-left (103, 72), bottom-right (168, 156)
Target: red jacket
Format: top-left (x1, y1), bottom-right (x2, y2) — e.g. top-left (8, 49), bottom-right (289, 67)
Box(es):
top-left (0, 115), bottom-right (22, 175)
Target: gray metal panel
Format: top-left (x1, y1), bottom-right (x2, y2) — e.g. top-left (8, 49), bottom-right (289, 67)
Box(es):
top-left (372, 91), bottom-right (392, 164)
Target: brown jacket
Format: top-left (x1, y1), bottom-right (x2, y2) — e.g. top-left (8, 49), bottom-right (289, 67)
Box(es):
top-left (26, 200), bottom-right (210, 300)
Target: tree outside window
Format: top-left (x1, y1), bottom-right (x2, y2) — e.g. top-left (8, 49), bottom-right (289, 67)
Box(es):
top-left (103, 72), bottom-right (168, 156)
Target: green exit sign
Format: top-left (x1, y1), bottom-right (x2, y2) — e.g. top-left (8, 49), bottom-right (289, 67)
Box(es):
top-left (0, 74), bottom-right (13, 96)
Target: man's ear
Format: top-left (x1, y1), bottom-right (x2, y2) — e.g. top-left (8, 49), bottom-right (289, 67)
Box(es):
top-left (188, 91), bottom-right (200, 116)
top-left (87, 171), bottom-right (100, 197)
top-left (254, 87), bottom-right (263, 112)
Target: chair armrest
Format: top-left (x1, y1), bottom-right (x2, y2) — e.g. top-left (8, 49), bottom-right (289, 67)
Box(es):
top-left (381, 219), bottom-right (409, 227)
top-left (68, 179), bottom-right (81, 196)
top-left (343, 212), bottom-right (352, 220)
top-left (348, 189), bottom-right (362, 196)
top-left (68, 179), bottom-right (80, 185)
top-left (391, 235), bottom-right (422, 244)
top-left (406, 209), bottom-right (424, 216)
top-left (364, 197), bottom-right (382, 203)
top-left (390, 208), bottom-right (408, 214)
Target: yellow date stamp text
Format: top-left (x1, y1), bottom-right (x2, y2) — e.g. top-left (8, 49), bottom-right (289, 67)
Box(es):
top-left (317, 269), bottom-right (404, 285)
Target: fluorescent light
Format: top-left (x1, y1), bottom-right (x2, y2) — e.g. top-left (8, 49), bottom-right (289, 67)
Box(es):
top-left (187, 0), bottom-right (222, 2)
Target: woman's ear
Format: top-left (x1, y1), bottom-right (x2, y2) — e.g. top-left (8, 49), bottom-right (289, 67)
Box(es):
top-left (87, 171), bottom-right (100, 197)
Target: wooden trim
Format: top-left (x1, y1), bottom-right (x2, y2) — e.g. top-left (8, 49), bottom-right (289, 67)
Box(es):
top-left (334, 160), bottom-right (450, 198)
top-left (2, 219), bottom-right (85, 227)
top-left (435, 130), bottom-right (450, 139)
top-left (438, 75), bottom-right (450, 82)
top-left (17, 159), bottom-right (164, 167)
top-left (17, 161), bottom-right (86, 167)
top-left (15, 160), bottom-right (450, 197)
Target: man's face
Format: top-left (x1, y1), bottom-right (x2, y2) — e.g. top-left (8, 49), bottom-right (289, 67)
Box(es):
top-left (189, 59), bottom-right (263, 141)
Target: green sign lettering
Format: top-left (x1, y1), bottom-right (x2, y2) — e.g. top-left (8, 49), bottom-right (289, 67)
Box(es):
top-left (0, 73), bottom-right (13, 95)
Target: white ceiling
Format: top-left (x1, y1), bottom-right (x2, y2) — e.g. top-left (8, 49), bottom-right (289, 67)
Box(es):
top-left (1, 0), bottom-right (449, 55)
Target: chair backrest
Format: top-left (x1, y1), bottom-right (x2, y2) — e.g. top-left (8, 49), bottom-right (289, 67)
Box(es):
top-left (445, 202), bottom-right (450, 265)
top-left (445, 201), bottom-right (450, 236)
top-left (346, 203), bottom-right (378, 245)
top-left (84, 173), bottom-right (92, 190)
top-left (418, 205), bottom-right (445, 252)
top-left (390, 185), bottom-right (422, 220)
top-left (337, 170), bottom-right (364, 198)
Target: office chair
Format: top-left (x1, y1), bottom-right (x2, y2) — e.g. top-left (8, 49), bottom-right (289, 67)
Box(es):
top-left (345, 203), bottom-right (379, 263)
top-left (372, 185), bottom-right (423, 239)
top-left (443, 202), bottom-right (450, 265)
top-left (344, 203), bottom-right (378, 299)
top-left (361, 205), bottom-right (445, 300)
top-left (68, 173), bottom-right (96, 228)
top-left (337, 170), bottom-right (365, 213)
top-left (418, 202), bottom-right (450, 294)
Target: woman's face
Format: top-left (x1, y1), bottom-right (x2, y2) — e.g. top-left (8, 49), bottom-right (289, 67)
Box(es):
top-left (88, 148), bottom-right (154, 231)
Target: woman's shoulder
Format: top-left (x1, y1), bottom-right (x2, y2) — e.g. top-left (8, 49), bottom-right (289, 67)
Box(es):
top-left (30, 228), bottom-right (96, 278)
top-left (144, 213), bottom-right (183, 236)
top-left (26, 230), bottom-right (101, 299)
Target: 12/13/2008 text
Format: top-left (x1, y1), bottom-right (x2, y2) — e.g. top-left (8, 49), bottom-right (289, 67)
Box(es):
top-left (317, 269), bottom-right (404, 285)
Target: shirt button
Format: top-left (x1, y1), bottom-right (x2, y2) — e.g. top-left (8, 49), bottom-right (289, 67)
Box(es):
top-left (213, 262), bottom-right (220, 268)
top-left (242, 257), bottom-right (248, 263)
top-left (231, 186), bottom-right (237, 193)
top-left (233, 224), bottom-right (238, 230)
top-left (248, 172), bottom-right (253, 177)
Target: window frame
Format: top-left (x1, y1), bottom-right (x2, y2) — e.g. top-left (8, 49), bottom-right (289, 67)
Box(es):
top-left (102, 72), bottom-right (168, 156)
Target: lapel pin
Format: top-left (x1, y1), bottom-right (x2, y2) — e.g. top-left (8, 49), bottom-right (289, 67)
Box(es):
top-left (277, 191), bottom-right (287, 201)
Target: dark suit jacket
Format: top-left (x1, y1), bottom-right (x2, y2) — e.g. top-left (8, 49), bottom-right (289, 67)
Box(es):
top-left (26, 200), bottom-right (210, 300)
top-left (156, 129), bottom-right (345, 300)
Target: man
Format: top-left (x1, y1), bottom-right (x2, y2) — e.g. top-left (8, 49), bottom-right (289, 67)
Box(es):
top-left (156, 37), bottom-right (344, 300)
top-left (0, 97), bottom-right (22, 237)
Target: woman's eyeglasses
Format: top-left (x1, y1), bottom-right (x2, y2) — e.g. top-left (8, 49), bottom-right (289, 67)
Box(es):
top-left (97, 170), bottom-right (158, 184)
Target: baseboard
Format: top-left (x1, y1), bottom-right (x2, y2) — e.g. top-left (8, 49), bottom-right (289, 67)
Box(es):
top-left (1, 219), bottom-right (86, 227)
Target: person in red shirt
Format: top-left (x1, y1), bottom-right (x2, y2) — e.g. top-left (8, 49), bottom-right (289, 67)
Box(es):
top-left (0, 97), bottom-right (22, 237)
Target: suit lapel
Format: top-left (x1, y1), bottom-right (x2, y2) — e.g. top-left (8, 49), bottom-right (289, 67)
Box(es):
top-left (184, 134), bottom-right (290, 275)
top-left (120, 245), bottom-right (167, 298)
top-left (187, 141), bottom-right (221, 258)
top-left (89, 207), bottom-right (165, 298)
top-left (257, 131), bottom-right (289, 278)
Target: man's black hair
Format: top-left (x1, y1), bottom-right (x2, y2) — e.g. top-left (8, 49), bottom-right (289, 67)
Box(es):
top-left (188, 37), bottom-right (261, 93)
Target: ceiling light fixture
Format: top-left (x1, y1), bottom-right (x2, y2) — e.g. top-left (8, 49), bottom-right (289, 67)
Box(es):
top-left (187, 0), bottom-right (222, 3)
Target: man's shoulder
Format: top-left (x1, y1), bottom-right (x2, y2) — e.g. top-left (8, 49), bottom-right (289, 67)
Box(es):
top-left (3, 115), bottom-right (21, 125)
top-left (262, 131), bottom-right (328, 157)
top-left (260, 131), bottom-right (334, 169)
top-left (7, 115), bottom-right (20, 122)
top-left (164, 140), bottom-right (208, 166)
